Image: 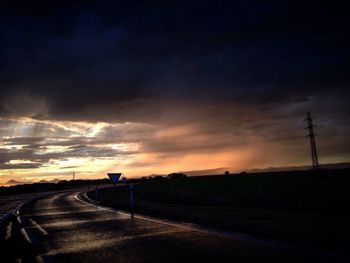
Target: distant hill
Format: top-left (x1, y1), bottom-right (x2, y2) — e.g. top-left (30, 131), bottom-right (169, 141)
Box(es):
top-left (148, 168), bottom-right (229, 178)
top-left (49, 178), bottom-right (61, 183)
top-left (167, 163), bottom-right (350, 177)
top-left (37, 178), bottom-right (61, 184)
top-left (5, 179), bottom-right (31, 185)
top-left (3, 178), bottom-right (62, 186)
top-left (38, 180), bottom-right (48, 183)
top-left (246, 162), bottom-right (350, 173)
top-left (181, 167), bottom-right (228, 176)
top-left (50, 178), bottom-right (61, 183)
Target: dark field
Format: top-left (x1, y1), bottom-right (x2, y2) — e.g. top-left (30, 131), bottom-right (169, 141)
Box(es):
top-left (89, 169), bottom-right (350, 255)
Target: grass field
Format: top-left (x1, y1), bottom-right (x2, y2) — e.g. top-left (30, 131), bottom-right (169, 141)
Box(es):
top-left (88, 169), bottom-right (350, 254)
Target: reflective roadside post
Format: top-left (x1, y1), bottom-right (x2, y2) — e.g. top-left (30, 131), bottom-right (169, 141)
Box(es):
top-left (122, 177), bottom-right (127, 184)
top-left (95, 186), bottom-right (99, 203)
top-left (129, 184), bottom-right (134, 219)
top-left (121, 177), bottom-right (134, 219)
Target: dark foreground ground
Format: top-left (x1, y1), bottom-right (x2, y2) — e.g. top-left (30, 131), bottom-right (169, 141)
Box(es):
top-left (1, 190), bottom-right (341, 263)
top-left (88, 169), bottom-right (350, 257)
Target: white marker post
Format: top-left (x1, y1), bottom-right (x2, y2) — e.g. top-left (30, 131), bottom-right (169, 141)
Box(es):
top-left (95, 186), bottom-right (99, 202)
top-left (129, 184), bottom-right (134, 218)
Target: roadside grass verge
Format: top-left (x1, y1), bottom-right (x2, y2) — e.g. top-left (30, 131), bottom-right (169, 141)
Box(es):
top-left (88, 171), bottom-right (350, 254)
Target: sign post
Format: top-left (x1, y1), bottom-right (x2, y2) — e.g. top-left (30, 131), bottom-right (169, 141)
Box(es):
top-left (107, 173), bottom-right (134, 218)
top-left (95, 186), bottom-right (99, 202)
top-left (107, 173), bottom-right (122, 211)
top-left (129, 184), bottom-right (134, 218)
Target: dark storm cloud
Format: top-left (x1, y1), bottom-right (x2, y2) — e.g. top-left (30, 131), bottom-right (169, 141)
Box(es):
top-left (0, 0), bottom-right (349, 122)
top-left (0, 163), bottom-right (42, 169)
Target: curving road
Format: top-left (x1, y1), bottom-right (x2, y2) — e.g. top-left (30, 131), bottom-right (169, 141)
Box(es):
top-left (1, 190), bottom-right (346, 262)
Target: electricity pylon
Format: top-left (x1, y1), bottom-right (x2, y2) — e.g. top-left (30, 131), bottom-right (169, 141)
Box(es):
top-left (305, 112), bottom-right (319, 169)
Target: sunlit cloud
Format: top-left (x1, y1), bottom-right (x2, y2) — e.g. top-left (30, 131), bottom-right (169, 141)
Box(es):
top-left (0, 97), bottom-right (349, 184)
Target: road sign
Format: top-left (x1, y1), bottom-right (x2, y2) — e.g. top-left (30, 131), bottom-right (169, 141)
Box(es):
top-left (107, 173), bottom-right (122, 185)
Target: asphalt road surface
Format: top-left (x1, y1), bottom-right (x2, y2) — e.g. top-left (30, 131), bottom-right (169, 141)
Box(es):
top-left (0, 190), bottom-right (347, 263)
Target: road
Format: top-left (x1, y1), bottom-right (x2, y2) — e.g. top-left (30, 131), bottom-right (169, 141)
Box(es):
top-left (0, 190), bottom-right (346, 262)
top-left (0, 191), bottom-right (61, 219)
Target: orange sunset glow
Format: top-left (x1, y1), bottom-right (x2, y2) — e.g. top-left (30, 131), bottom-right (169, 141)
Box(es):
top-left (1, 102), bottom-right (349, 185)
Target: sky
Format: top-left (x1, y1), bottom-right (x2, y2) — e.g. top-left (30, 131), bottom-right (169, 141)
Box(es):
top-left (0, 0), bottom-right (349, 183)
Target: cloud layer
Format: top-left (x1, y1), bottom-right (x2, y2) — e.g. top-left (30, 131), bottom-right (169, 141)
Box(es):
top-left (0, 1), bottom-right (349, 182)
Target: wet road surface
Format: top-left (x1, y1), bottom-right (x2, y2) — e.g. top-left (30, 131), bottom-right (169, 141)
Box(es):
top-left (0, 191), bottom-right (61, 219)
top-left (1, 191), bottom-right (347, 262)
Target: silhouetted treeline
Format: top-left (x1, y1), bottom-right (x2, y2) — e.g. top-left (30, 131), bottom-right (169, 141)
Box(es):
top-left (0, 179), bottom-right (111, 196)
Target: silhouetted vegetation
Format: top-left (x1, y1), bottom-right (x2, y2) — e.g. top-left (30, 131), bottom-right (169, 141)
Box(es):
top-left (167, 173), bottom-right (187, 179)
top-left (0, 179), bottom-right (111, 196)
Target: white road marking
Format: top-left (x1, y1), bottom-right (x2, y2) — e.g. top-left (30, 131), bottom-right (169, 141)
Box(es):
top-left (5, 221), bottom-right (12, 240)
top-left (35, 256), bottom-right (43, 263)
top-left (20, 227), bottom-right (38, 244)
top-left (35, 255), bottom-right (53, 263)
top-left (20, 228), bottom-right (32, 243)
top-left (17, 215), bottom-right (24, 224)
top-left (29, 218), bottom-right (48, 235)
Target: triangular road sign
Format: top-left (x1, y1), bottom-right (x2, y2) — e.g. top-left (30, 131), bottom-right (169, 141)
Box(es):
top-left (107, 173), bottom-right (122, 185)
